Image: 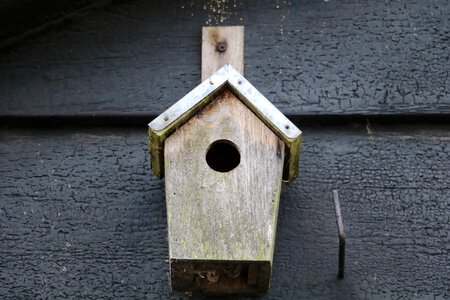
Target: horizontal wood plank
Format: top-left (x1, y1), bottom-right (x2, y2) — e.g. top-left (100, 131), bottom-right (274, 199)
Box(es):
top-left (0, 0), bottom-right (449, 118)
top-left (0, 125), bottom-right (448, 299)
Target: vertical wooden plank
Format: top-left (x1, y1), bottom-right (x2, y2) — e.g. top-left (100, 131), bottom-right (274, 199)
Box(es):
top-left (201, 26), bottom-right (244, 80)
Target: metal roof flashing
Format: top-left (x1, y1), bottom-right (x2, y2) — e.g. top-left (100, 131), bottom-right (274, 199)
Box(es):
top-left (148, 64), bottom-right (302, 182)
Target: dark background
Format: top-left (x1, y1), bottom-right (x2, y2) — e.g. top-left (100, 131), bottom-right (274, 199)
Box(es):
top-left (0, 1), bottom-right (449, 299)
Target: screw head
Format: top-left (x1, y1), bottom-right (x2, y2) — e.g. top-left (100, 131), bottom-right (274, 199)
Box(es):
top-left (216, 41), bottom-right (227, 52)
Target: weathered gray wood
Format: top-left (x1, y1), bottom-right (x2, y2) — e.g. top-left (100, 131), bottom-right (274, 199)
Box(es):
top-left (1, 0), bottom-right (449, 118)
top-left (201, 26), bottom-right (244, 80)
top-left (164, 91), bottom-right (284, 293)
top-left (1, 125), bottom-right (449, 299)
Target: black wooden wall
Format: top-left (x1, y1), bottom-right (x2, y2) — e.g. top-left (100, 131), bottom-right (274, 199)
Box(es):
top-left (0, 1), bottom-right (449, 299)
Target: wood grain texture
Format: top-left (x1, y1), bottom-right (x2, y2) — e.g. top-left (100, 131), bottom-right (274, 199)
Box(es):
top-left (164, 91), bottom-right (284, 292)
top-left (1, 0), bottom-right (449, 118)
top-left (201, 26), bottom-right (244, 80)
top-left (1, 125), bottom-right (448, 299)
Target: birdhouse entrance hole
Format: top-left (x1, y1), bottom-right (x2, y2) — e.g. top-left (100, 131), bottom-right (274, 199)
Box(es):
top-left (206, 139), bottom-right (240, 173)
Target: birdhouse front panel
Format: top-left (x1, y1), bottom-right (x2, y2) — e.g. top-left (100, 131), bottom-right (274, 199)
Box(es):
top-left (164, 90), bottom-right (285, 293)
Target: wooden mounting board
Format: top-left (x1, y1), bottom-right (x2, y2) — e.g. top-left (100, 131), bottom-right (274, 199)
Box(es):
top-left (202, 26), bottom-right (244, 79)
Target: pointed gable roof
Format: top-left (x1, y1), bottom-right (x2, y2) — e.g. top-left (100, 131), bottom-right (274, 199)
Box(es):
top-left (149, 64), bottom-right (302, 183)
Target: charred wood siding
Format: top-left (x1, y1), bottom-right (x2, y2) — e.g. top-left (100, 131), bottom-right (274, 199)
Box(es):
top-left (0, 0), bottom-right (104, 47)
top-left (0, 0), bottom-right (449, 118)
top-left (0, 1), bottom-right (449, 299)
top-left (0, 126), bottom-right (449, 299)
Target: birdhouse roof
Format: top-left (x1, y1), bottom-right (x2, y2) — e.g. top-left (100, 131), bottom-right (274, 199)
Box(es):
top-left (148, 64), bottom-right (302, 183)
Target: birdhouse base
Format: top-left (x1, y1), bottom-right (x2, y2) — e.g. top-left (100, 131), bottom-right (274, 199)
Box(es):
top-left (170, 259), bottom-right (271, 294)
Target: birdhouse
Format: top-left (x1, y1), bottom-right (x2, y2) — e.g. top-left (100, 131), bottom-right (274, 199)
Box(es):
top-left (148, 64), bottom-right (301, 294)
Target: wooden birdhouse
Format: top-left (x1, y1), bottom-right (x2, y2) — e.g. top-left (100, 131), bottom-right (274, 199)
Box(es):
top-left (148, 27), bottom-right (301, 294)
